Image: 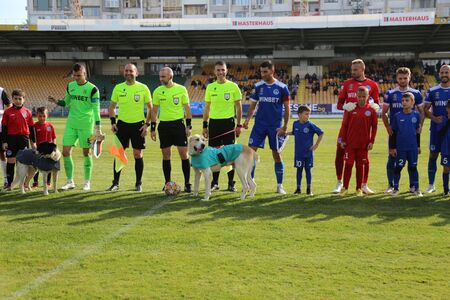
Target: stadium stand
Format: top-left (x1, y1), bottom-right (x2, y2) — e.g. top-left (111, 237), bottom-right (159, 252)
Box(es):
top-left (0, 60), bottom-right (439, 109)
top-left (0, 65), bottom-right (70, 110)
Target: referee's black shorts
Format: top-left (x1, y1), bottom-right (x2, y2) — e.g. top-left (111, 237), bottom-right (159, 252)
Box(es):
top-left (116, 120), bottom-right (146, 150)
top-left (158, 119), bottom-right (188, 149)
top-left (208, 117), bottom-right (235, 147)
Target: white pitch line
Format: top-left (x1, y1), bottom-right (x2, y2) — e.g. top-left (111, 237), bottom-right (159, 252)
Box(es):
top-left (4, 198), bottom-right (171, 300)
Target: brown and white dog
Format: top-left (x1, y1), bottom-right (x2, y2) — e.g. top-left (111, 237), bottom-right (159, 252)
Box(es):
top-left (189, 134), bottom-right (258, 201)
top-left (9, 142), bottom-right (61, 195)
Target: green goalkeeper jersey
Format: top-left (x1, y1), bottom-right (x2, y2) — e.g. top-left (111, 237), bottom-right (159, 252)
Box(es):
top-left (61, 81), bottom-right (101, 130)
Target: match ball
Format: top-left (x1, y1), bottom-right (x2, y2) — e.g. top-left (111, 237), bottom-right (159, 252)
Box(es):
top-left (164, 181), bottom-right (181, 196)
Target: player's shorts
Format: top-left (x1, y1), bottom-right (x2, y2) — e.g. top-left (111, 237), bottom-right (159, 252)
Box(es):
top-left (294, 156), bottom-right (313, 168)
top-left (395, 149), bottom-right (418, 168)
top-left (249, 125), bottom-right (278, 151)
top-left (441, 155), bottom-right (450, 167)
top-left (116, 120), bottom-right (146, 150)
top-left (429, 130), bottom-right (443, 153)
top-left (158, 119), bottom-right (187, 149)
top-left (5, 135), bottom-right (29, 158)
top-left (344, 148), bottom-right (368, 165)
top-left (63, 126), bottom-right (93, 149)
top-left (208, 117), bottom-right (235, 147)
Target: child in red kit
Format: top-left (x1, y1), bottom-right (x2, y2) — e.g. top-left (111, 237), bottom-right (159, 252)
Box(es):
top-left (340, 86), bottom-right (378, 196)
top-left (33, 107), bottom-right (56, 187)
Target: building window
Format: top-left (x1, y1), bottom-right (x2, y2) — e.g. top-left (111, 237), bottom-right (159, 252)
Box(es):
top-left (235, 11), bottom-right (247, 17)
top-left (232, 0), bottom-right (249, 5)
top-left (57, 0), bottom-right (70, 9)
top-left (213, 13), bottom-right (227, 17)
top-left (124, 0), bottom-right (141, 8)
top-left (273, 0), bottom-right (284, 4)
top-left (324, 0), bottom-right (338, 3)
top-left (213, 0), bottom-right (225, 5)
top-left (256, 0), bottom-right (267, 5)
top-left (185, 5), bottom-right (207, 15)
top-left (33, 0), bottom-right (52, 11)
top-left (105, 0), bottom-right (120, 8)
top-left (82, 6), bottom-right (101, 17)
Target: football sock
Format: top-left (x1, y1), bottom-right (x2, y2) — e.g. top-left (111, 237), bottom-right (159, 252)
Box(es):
top-left (135, 158), bottom-right (143, 186)
top-left (428, 157), bottom-right (437, 185)
top-left (305, 167), bottom-right (312, 186)
top-left (274, 161), bottom-right (284, 184)
top-left (163, 159), bottom-right (171, 183)
top-left (386, 155), bottom-right (395, 187)
top-left (63, 155), bottom-right (74, 181)
top-left (84, 155), bottom-right (92, 181)
top-left (182, 159), bottom-right (190, 185)
top-left (296, 167), bottom-right (303, 189)
top-left (443, 172), bottom-right (449, 194)
top-left (6, 162), bottom-right (14, 185)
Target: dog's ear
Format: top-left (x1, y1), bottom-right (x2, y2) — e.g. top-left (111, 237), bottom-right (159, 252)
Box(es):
top-left (50, 149), bottom-right (62, 161)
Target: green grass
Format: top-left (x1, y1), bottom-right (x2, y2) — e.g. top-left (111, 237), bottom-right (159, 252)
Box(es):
top-left (1, 118), bottom-right (449, 299)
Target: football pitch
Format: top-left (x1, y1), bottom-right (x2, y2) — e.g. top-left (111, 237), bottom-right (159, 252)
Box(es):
top-left (1, 117), bottom-right (449, 299)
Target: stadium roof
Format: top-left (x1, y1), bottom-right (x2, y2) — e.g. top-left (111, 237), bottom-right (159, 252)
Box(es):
top-left (0, 14), bottom-right (449, 57)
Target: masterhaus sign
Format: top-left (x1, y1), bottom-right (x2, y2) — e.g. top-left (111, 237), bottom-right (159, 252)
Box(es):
top-left (381, 12), bottom-right (435, 26)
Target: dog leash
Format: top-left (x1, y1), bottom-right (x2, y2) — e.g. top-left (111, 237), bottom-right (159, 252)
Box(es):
top-left (208, 128), bottom-right (238, 141)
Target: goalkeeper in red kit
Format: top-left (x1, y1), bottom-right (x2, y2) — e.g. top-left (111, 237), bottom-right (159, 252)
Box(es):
top-left (340, 86), bottom-right (378, 196)
top-left (333, 59), bottom-right (380, 194)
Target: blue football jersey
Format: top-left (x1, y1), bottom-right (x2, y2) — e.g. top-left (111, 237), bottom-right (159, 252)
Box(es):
top-left (293, 120), bottom-right (323, 159)
top-left (384, 87), bottom-right (423, 123)
top-left (441, 120), bottom-right (450, 156)
top-left (251, 80), bottom-right (290, 128)
top-left (425, 84), bottom-right (450, 132)
top-left (391, 111), bottom-right (421, 151)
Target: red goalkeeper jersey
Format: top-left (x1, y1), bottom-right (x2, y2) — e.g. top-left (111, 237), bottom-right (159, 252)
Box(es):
top-left (337, 78), bottom-right (380, 110)
top-left (341, 104), bottom-right (378, 149)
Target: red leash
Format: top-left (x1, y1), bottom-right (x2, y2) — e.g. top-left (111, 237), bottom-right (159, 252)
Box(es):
top-left (208, 128), bottom-right (238, 141)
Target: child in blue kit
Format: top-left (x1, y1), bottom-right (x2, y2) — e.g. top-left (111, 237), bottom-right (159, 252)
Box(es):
top-left (288, 105), bottom-right (323, 195)
top-left (439, 100), bottom-right (450, 196)
top-left (390, 92), bottom-right (422, 196)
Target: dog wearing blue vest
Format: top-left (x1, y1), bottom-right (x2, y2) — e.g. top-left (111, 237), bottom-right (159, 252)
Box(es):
top-left (189, 134), bottom-right (258, 201)
top-left (9, 142), bottom-right (61, 195)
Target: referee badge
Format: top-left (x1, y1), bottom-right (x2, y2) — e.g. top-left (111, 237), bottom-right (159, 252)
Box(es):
top-left (365, 110), bottom-right (372, 117)
top-left (224, 93), bottom-right (230, 100)
top-left (134, 94), bottom-right (140, 102)
top-left (173, 97), bottom-right (180, 105)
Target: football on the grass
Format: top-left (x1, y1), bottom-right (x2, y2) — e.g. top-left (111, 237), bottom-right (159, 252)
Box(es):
top-left (165, 181), bottom-right (181, 196)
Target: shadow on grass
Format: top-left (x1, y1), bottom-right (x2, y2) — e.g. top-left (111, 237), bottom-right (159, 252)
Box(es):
top-left (0, 189), bottom-right (449, 226)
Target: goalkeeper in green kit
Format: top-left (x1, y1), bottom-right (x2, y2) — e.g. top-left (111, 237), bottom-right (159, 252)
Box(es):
top-left (48, 63), bottom-right (102, 191)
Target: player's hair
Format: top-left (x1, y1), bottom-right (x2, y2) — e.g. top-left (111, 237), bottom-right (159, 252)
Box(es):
top-left (298, 105), bottom-right (311, 114)
top-left (72, 63), bottom-right (85, 72)
top-left (11, 89), bottom-right (25, 98)
top-left (260, 60), bottom-right (274, 69)
top-left (402, 92), bottom-right (415, 101)
top-left (37, 106), bottom-right (48, 114)
top-left (351, 59), bottom-right (365, 68)
top-left (215, 60), bottom-right (227, 67)
top-left (357, 86), bottom-right (369, 94)
top-left (396, 67), bottom-right (411, 76)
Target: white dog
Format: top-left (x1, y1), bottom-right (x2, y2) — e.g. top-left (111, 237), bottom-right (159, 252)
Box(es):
top-left (9, 142), bottom-right (61, 195)
top-left (189, 134), bottom-right (258, 201)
